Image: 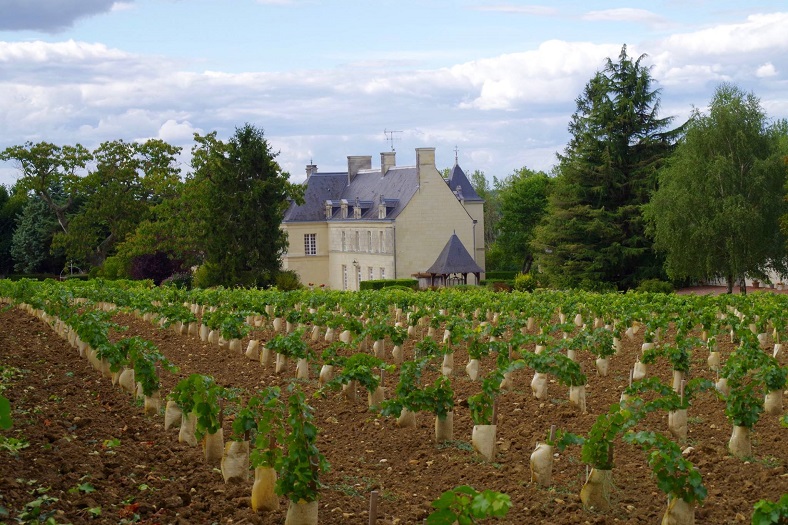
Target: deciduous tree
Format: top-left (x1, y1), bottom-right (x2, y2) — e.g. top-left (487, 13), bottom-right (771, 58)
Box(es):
top-left (494, 168), bottom-right (551, 273)
top-left (645, 84), bottom-right (787, 292)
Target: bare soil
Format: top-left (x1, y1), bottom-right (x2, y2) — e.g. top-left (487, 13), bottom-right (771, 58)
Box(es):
top-left (1, 304), bottom-right (786, 524)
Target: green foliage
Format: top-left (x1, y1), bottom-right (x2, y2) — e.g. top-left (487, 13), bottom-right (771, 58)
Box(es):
top-left (636, 279), bottom-right (674, 294)
top-left (10, 196), bottom-right (64, 274)
top-left (274, 270), bottom-right (302, 291)
top-left (533, 45), bottom-right (676, 290)
top-left (426, 485), bottom-right (511, 525)
top-left (98, 255), bottom-right (130, 280)
top-left (467, 361), bottom-right (523, 425)
top-left (267, 328), bottom-right (311, 359)
top-left (276, 385), bottom-right (329, 503)
top-left (622, 431), bottom-right (707, 504)
top-left (171, 374), bottom-right (232, 437)
top-left (724, 382), bottom-right (764, 428)
top-left (247, 387), bottom-right (286, 467)
top-left (320, 353), bottom-right (391, 395)
top-left (646, 83), bottom-right (787, 291)
top-left (0, 394), bottom-right (12, 429)
top-left (379, 357), bottom-right (429, 417)
top-left (422, 376), bottom-right (455, 419)
top-left (513, 272), bottom-right (537, 292)
top-left (752, 494), bottom-right (788, 525)
top-left (492, 168), bottom-right (552, 273)
top-left (192, 124), bottom-right (304, 287)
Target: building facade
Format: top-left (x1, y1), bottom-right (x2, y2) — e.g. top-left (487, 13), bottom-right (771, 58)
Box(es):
top-left (282, 147), bottom-right (484, 290)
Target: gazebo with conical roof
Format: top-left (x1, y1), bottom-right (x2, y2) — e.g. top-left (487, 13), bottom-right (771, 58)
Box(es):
top-left (423, 232), bottom-right (483, 287)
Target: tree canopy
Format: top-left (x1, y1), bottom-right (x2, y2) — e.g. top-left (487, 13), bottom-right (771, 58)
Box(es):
top-left (645, 83), bottom-right (788, 292)
top-left (532, 45), bottom-right (678, 290)
top-left (490, 167), bottom-right (551, 272)
top-left (190, 124), bottom-right (304, 287)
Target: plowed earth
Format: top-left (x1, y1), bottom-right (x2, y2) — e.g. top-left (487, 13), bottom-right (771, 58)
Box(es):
top-left (1, 303), bottom-right (786, 524)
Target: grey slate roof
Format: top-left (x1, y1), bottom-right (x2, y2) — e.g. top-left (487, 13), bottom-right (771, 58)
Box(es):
top-left (426, 233), bottom-right (483, 275)
top-left (447, 164), bottom-right (483, 202)
top-left (284, 166), bottom-right (420, 222)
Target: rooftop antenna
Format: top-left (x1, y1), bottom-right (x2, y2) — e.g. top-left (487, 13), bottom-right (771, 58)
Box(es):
top-left (384, 129), bottom-right (402, 152)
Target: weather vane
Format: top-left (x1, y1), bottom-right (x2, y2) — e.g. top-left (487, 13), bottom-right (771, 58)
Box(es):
top-left (384, 129), bottom-right (402, 152)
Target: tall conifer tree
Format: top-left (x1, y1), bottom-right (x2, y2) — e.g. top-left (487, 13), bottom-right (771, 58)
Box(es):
top-left (533, 45), bottom-right (678, 290)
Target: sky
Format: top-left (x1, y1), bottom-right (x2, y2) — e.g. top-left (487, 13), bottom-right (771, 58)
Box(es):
top-left (1, 1), bottom-right (788, 187)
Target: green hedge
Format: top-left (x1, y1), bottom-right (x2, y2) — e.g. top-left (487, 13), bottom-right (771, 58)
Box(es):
top-left (360, 279), bottom-right (419, 291)
top-left (484, 271), bottom-right (518, 281)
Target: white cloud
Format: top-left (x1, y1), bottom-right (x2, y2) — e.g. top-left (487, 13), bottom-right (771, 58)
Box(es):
top-left (660, 12), bottom-right (788, 56)
top-left (756, 62), bottom-right (777, 78)
top-left (156, 120), bottom-right (202, 144)
top-left (583, 8), bottom-right (669, 28)
top-left (448, 40), bottom-right (619, 110)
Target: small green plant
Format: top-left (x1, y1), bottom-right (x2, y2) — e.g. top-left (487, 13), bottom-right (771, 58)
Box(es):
top-left (276, 385), bottom-right (330, 503)
top-left (752, 493), bottom-right (788, 525)
top-left (320, 353), bottom-right (392, 396)
top-left (622, 431), bottom-right (706, 504)
top-left (249, 387), bottom-right (285, 469)
top-left (426, 485), bottom-right (511, 524)
top-left (102, 438), bottom-right (121, 449)
top-left (0, 436), bottom-right (29, 455)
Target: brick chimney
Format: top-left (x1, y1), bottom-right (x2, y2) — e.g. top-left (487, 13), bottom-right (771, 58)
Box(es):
top-left (305, 163), bottom-right (318, 179)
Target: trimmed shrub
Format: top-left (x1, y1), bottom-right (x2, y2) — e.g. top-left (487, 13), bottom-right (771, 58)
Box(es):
top-left (360, 279), bottom-right (419, 291)
top-left (636, 279), bottom-right (674, 294)
top-left (485, 270), bottom-right (518, 281)
top-left (513, 273), bottom-right (537, 292)
top-left (274, 270), bottom-right (302, 291)
top-left (98, 255), bottom-right (130, 280)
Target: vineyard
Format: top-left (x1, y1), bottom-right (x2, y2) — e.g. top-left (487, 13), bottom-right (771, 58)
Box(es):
top-left (0, 279), bottom-right (786, 524)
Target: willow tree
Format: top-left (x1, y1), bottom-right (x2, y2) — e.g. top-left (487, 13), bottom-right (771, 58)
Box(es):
top-left (533, 45), bottom-right (678, 290)
top-left (645, 84), bottom-right (787, 293)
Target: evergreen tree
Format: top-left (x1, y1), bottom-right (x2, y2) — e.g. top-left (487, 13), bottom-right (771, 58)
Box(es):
top-left (10, 196), bottom-right (64, 274)
top-left (532, 45), bottom-right (678, 290)
top-left (191, 124), bottom-right (303, 287)
top-left (0, 185), bottom-right (25, 275)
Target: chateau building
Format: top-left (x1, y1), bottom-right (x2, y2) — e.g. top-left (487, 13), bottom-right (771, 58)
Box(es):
top-left (282, 147), bottom-right (485, 290)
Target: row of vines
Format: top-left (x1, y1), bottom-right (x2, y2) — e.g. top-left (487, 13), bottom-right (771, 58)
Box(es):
top-left (1, 278), bottom-right (786, 524)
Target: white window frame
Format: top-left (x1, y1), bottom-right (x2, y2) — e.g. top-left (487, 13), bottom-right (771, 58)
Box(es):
top-left (380, 267), bottom-right (386, 280)
top-left (342, 265), bottom-right (348, 290)
top-left (304, 233), bottom-right (316, 256)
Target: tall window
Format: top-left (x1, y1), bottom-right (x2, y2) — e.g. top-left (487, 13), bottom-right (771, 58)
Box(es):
top-left (342, 265), bottom-right (348, 290)
top-left (357, 266), bottom-right (362, 288)
top-left (367, 231), bottom-right (372, 253)
top-left (304, 233), bottom-right (316, 256)
top-left (355, 231), bottom-right (360, 251)
top-left (341, 231), bottom-right (346, 252)
top-left (379, 231), bottom-right (384, 253)
top-left (368, 267), bottom-right (374, 280)
top-left (380, 267), bottom-right (386, 279)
